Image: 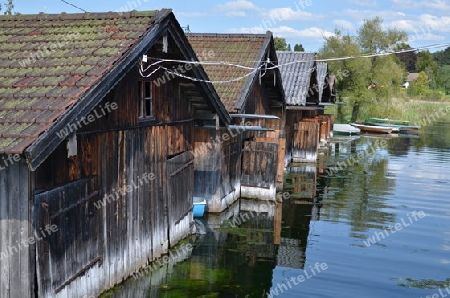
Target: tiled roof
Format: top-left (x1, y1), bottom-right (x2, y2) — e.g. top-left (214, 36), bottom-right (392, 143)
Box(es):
top-left (316, 62), bottom-right (328, 103)
top-left (407, 72), bottom-right (419, 82)
top-left (187, 33), bottom-right (269, 112)
top-left (0, 10), bottom-right (160, 154)
top-left (277, 51), bottom-right (316, 106)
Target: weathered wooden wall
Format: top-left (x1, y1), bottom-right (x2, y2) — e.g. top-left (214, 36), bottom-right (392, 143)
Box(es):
top-left (193, 128), bottom-right (242, 213)
top-left (240, 141), bottom-right (278, 200)
top-left (167, 152), bottom-right (194, 246)
top-left (252, 89), bottom-right (286, 191)
top-left (34, 177), bottom-right (102, 297)
top-left (0, 157), bottom-right (34, 298)
top-left (292, 121), bottom-right (319, 163)
top-left (193, 71), bottom-right (285, 211)
top-left (34, 122), bottom-right (194, 297)
top-left (285, 111), bottom-right (303, 164)
top-left (317, 114), bottom-right (334, 145)
top-left (285, 110), bottom-right (332, 163)
top-left (254, 134), bottom-right (285, 191)
top-left (266, 103), bottom-right (286, 191)
top-left (324, 114), bottom-right (334, 140)
top-left (242, 77), bottom-right (286, 194)
top-left (32, 36), bottom-right (198, 297)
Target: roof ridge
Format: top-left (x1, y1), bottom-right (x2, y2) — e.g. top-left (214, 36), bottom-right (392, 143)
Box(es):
top-left (186, 33), bottom-right (267, 38)
top-left (277, 51), bottom-right (317, 54)
top-left (0, 10), bottom-right (160, 21)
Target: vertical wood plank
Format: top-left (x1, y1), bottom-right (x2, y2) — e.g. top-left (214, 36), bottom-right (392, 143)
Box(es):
top-left (8, 160), bottom-right (20, 298)
top-left (0, 160), bottom-right (10, 298)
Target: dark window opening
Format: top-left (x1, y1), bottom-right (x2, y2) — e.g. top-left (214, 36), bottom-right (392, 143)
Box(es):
top-left (139, 81), bottom-right (153, 120)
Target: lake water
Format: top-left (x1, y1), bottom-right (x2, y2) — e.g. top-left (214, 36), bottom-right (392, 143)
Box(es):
top-left (109, 121), bottom-right (450, 298)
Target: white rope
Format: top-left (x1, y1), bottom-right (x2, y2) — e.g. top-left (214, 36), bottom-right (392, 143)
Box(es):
top-left (157, 65), bottom-right (262, 84)
top-left (138, 42), bottom-right (450, 83)
top-left (144, 58), bottom-right (258, 70)
top-left (139, 65), bottom-right (161, 78)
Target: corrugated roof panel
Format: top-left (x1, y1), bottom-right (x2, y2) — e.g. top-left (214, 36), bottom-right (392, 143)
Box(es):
top-left (277, 51), bottom-right (316, 106)
top-left (316, 62), bottom-right (328, 103)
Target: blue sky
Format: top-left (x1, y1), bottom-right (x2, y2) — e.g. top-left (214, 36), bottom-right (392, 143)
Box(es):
top-left (14, 0), bottom-right (450, 52)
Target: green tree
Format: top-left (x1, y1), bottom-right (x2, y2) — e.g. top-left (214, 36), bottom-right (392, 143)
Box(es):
top-left (432, 47), bottom-right (450, 92)
top-left (0, 0), bottom-right (15, 15)
top-left (408, 71), bottom-right (431, 96)
top-left (357, 16), bottom-right (407, 53)
top-left (287, 43), bottom-right (292, 51)
top-left (320, 18), bottom-right (407, 122)
top-left (357, 17), bottom-right (407, 120)
top-left (274, 37), bottom-right (287, 51)
top-left (320, 29), bottom-right (372, 122)
top-left (294, 44), bottom-right (304, 52)
top-left (439, 65), bottom-right (450, 94)
top-left (394, 43), bottom-right (417, 72)
top-left (433, 47), bottom-right (450, 66)
top-left (416, 51), bottom-right (440, 89)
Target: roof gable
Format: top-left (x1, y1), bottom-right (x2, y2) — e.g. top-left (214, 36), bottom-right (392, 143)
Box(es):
top-left (0, 10), bottom-right (230, 170)
top-left (0, 10), bottom-right (162, 155)
top-left (187, 32), bottom-right (280, 112)
top-left (277, 51), bottom-right (316, 106)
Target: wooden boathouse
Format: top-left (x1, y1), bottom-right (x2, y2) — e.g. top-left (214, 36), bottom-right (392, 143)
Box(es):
top-left (277, 51), bottom-right (336, 163)
top-left (187, 32), bottom-right (286, 211)
top-left (0, 10), bottom-right (230, 297)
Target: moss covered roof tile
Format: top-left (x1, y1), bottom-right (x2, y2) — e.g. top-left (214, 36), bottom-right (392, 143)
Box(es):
top-left (0, 10), bottom-right (160, 153)
top-left (186, 33), bottom-right (268, 112)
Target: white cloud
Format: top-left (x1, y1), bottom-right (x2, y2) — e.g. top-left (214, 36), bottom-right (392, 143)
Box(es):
top-left (261, 7), bottom-right (318, 22)
top-left (339, 9), bottom-right (403, 22)
top-left (391, 0), bottom-right (450, 11)
top-left (333, 9), bottom-right (450, 40)
top-left (381, 13), bottom-right (448, 45)
top-left (333, 19), bottom-right (353, 30)
top-left (234, 25), bottom-right (334, 40)
top-left (409, 32), bottom-right (445, 42)
top-left (217, 1), bottom-right (450, 51)
top-left (273, 26), bottom-right (334, 39)
top-left (216, 0), bottom-right (260, 17)
top-left (226, 11), bottom-right (246, 17)
top-left (418, 14), bottom-right (450, 32)
top-left (389, 13), bottom-right (450, 39)
top-left (350, 0), bottom-right (377, 7)
top-left (390, 19), bottom-right (414, 31)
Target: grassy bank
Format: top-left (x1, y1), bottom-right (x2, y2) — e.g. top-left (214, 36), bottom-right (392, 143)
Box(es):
top-left (326, 97), bottom-right (450, 125)
top-left (392, 99), bottom-right (450, 124)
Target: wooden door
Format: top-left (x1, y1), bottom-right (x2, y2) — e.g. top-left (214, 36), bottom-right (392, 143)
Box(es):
top-left (166, 152), bottom-right (194, 247)
top-left (241, 141), bottom-right (278, 190)
top-left (292, 122), bottom-right (319, 162)
top-left (34, 177), bottom-right (102, 297)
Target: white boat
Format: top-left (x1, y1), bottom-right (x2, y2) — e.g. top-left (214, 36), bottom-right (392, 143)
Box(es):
top-left (333, 124), bottom-right (361, 136)
top-left (350, 123), bottom-right (393, 134)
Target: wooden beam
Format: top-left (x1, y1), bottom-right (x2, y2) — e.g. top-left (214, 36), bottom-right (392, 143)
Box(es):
top-left (198, 125), bottom-right (274, 132)
top-left (286, 106), bottom-right (324, 111)
top-left (229, 114), bottom-right (280, 119)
